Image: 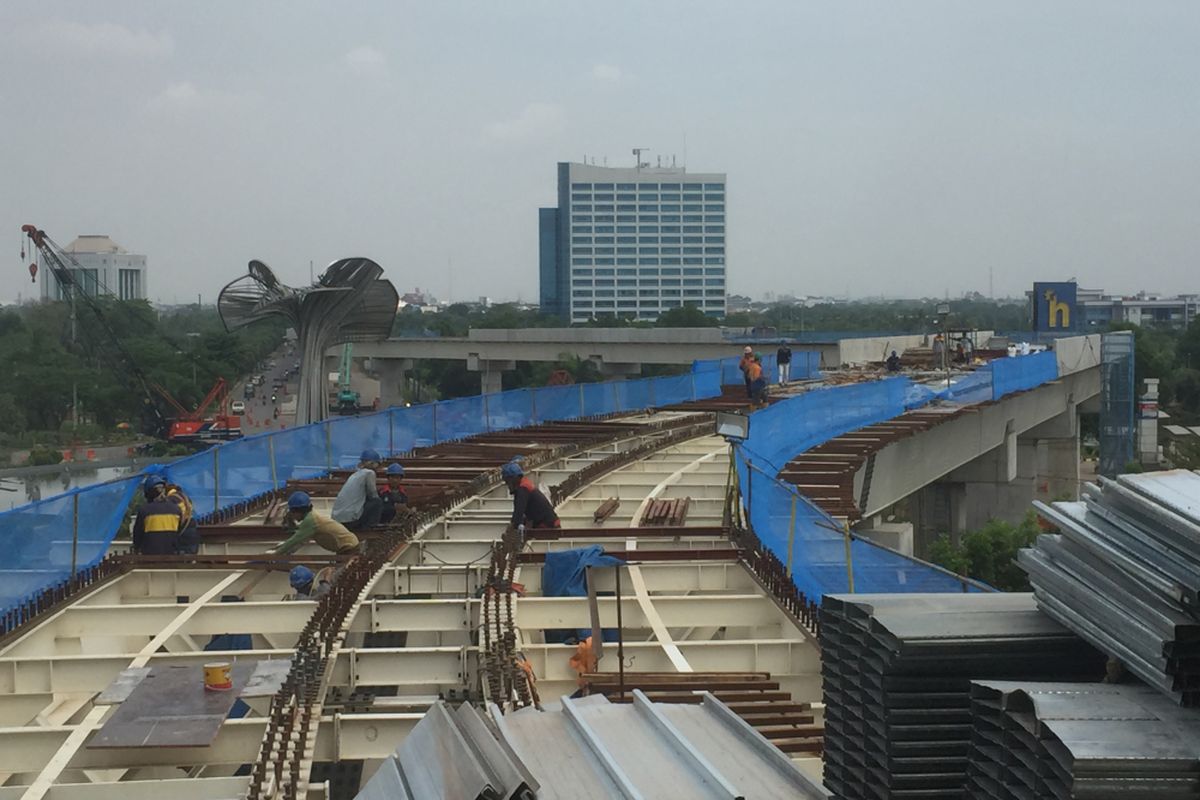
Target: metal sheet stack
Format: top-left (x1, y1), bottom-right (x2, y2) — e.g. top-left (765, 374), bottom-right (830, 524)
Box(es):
top-left (820, 593), bottom-right (1102, 799)
top-left (965, 681), bottom-right (1200, 798)
top-left (1020, 470), bottom-right (1200, 707)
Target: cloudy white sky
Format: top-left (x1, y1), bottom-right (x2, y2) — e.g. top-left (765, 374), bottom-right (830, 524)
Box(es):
top-left (2, 1), bottom-right (1198, 304)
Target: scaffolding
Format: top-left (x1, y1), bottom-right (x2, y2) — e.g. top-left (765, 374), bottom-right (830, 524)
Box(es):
top-left (1099, 331), bottom-right (1135, 477)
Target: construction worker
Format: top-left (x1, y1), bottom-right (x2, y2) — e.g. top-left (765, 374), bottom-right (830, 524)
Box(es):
top-left (886, 350), bottom-right (902, 372)
top-left (332, 449), bottom-right (383, 532)
top-left (287, 565), bottom-right (331, 601)
top-left (379, 463), bottom-right (409, 524)
top-left (747, 353), bottom-right (768, 408)
top-left (501, 461), bottom-right (559, 538)
top-left (162, 481), bottom-right (200, 554)
top-left (132, 475), bottom-right (183, 555)
top-left (279, 491), bottom-right (360, 554)
top-left (776, 344), bottom-right (792, 385)
top-left (738, 346), bottom-right (754, 397)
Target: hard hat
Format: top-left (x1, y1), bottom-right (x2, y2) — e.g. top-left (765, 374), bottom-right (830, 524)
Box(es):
top-left (500, 462), bottom-right (523, 480)
top-left (289, 565), bottom-right (314, 590)
top-left (511, 454), bottom-right (527, 465)
top-left (385, 463), bottom-right (404, 476)
top-left (743, 346), bottom-right (752, 354)
top-left (360, 449), bottom-right (381, 462)
top-left (287, 491), bottom-right (312, 511)
top-left (753, 352), bottom-right (762, 360)
top-left (142, 474), bottom-right (167, 497)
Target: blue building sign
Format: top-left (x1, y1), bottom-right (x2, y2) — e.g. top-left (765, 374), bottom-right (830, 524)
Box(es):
top-left (1033, 282), bottom-right (1077, 332)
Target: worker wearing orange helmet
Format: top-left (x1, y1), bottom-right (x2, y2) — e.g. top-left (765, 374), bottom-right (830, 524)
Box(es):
top-left (738, 346), bottom-right (754, 398)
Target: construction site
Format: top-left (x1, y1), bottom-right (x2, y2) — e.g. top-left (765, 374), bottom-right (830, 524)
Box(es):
top-left (3, 302), bottom-right (1196, 800)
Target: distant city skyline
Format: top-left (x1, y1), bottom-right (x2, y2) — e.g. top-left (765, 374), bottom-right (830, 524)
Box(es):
top-left (3, 3), bottom-right (1200, 306)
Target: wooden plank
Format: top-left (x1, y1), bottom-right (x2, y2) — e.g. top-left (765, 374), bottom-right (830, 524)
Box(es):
top-left (89, 662), bottom-right (255, 749)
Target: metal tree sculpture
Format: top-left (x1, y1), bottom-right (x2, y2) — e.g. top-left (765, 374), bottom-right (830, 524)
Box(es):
top-left (218, 258), bottom-right (398, 424)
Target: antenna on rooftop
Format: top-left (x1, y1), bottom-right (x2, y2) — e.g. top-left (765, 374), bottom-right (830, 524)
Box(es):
top-left (632, 147), bottom-right (649, 171)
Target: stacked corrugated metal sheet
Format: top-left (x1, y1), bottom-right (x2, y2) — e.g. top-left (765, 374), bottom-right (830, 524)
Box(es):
top-left (357, 692), bottom-right (828, 800)
top-left (966, 681), bottom-right (1200, 798)
top-left (820, 593), bottom-right (1102, 799)
top-left (1020, 470), bottom-right (1200, 707)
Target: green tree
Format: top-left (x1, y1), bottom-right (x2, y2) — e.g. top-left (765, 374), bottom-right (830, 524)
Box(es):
top-left (655, 305), bottom-right (720, 328)
top-left (927, 512), bottom-right (1042, 591)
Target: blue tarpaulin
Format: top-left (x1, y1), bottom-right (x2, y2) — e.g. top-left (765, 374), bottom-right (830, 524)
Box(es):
top-left (542, 546), bottom-right (624, 644)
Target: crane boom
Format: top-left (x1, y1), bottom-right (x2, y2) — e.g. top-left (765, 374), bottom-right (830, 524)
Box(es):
top-left (21, 225), bottom-right (169, 437)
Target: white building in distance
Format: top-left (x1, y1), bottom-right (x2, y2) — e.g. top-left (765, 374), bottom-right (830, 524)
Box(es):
top-left (540, 161), bottom-right (727, 322)
top-left (40, 235), bottom-right (147, 301)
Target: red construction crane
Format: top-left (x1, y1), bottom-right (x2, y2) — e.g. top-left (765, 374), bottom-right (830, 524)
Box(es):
top-left (151, 377), bottom-right (243, 445)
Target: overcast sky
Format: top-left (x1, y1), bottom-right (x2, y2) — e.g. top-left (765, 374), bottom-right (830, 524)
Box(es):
top-left (2, 1), bottom-right (1198, 305)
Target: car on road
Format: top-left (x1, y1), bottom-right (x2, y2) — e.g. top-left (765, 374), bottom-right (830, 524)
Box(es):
top-left (231, 400), bottom-right (246, 414)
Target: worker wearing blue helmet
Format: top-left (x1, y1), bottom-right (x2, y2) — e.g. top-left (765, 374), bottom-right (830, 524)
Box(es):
top-left (379, 463), bottom-right (409, 524)
top-left (331, 449), bottom-right (383, 532)
top-left (131, 474), bottom-right (183, 555)
top-left (279, 490), bottom-right (360, 554)
top-left (501, 461), bottom-right (559, 536)
top-left (287, 565), bottom-right (331, 601)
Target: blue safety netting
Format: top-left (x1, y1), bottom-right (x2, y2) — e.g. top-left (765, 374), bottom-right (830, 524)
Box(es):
top-left (1, 369), bottom-right (725, 618)
top-left (730, 350), bottom-right (1064, 603)
top-left (694, 349), bottom-right (820, 387)
top-left (531, 384), bottom-right (581, 422)
top-left (735, 453), bottom-right (983, 602)
top-left (992, 351), bottom-right (1058, 400)
top-left (0, 476), bottom-right (140, 623)
top-left (742, 377), bottom-right (913, 474)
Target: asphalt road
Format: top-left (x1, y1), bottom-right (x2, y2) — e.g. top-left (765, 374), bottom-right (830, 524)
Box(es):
top-left (234, 347), bottom-right (299, 433)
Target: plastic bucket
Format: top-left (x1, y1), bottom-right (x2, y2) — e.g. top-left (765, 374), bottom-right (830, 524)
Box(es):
top-left (203, 662), bottom-right (232, 691)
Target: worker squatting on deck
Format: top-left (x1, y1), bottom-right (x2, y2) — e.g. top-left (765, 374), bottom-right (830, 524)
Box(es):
top-left (131, 474), bottom-right (200, 555)
top-left (332, 449), bottom-right (385, 532)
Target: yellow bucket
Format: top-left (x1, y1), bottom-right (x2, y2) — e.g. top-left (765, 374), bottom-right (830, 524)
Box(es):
top-left (203, 662), bottom-right (232, 691)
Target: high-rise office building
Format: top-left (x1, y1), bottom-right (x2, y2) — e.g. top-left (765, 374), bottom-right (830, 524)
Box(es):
top-left (539, 162), bottom-right (727, 322)
top-left (40, 235), bottom-right (147, 301)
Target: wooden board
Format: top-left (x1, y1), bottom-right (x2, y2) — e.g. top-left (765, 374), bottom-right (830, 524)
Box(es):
top-left (89, 662), bottom-right (255, 749)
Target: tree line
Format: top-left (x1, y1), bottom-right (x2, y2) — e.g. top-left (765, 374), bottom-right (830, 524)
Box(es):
top-left (0, 300), bottom-right (283, 444)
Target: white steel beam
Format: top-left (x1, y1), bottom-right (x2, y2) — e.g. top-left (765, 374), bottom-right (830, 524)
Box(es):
top-left (0, 777), bottom-right (249, 800)
top-left (0, 713), bottom-right (420, 774)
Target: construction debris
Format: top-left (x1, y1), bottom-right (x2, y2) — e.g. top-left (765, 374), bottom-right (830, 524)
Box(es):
top-left (1022, 470), bottom-right (1200, 707)
top-left (592, 497), bottom-right (620, 523)
top-left (643, 496), bottom-right (691, 526)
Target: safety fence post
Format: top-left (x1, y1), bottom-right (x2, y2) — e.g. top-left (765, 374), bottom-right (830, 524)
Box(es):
top-left (324, 421), bottom-right (332, 471)
top-left (432, 402), bottom-right (440, 443)
top-left (530, 390), bottom-right (538, 425)
top-left (70, 492), bottom-right (79, 583)
top-left (786, 493), bottom-right (797, 578)
top-left (578, 383), bottom-right (586, 417)
top-left (842, 519), bottom-right (856, 593)
top-left (649, 378), bottom-right (657, 408)
top-left (388, 409), bottom-right (395, 456)
top-left (611, 381), bottom-right (619, 414)
top-left (268, 434), bottom-right (278, 489)
top-left (690, 372), bottom-right (697, 401)
top-left (213, 447), bottom-right (221, 514)
top-left (483, 392), bottom-right (492, 433)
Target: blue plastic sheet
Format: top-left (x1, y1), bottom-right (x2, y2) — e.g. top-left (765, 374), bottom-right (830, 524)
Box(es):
top-left (542, 545), bottom-right (624, 643)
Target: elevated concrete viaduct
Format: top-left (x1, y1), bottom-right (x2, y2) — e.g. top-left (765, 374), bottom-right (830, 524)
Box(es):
top-left (337, 328), bottom-right (983, 398)
top-left (779, 335), bottom-right (1102, 557)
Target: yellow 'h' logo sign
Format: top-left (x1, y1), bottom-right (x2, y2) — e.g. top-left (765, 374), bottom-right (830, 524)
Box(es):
top-left (1043, 289), bottom-right (1070, 328)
